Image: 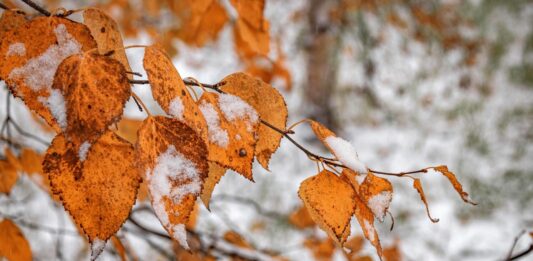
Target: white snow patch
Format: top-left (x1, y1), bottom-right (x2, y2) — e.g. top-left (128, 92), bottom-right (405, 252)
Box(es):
top-left (367, 191), bottom-right (392, 222)
top-left (38, 89), bottom-right (67, 130)
top-left (363, 220), bottom-right (375, 243)
top-left (218, 93), bottom-right (258, 132)
top-left (8, 24), bottom-right (82, 91)
top-left (147, 145), bottom-right (202, 230)
top-left (199, 102), bottom-right (229, 148)
top-left (235, 134), bottom-right (241, 140)
top-left (90, 238), bottom-right (106, 260)
top-left (169, 96), bottom-right (184, 121)
top-left (78, 141), bottom-right (91, 162)
top-left (172, 224), bottom-right (189, 249)
top-left (7, 43), bottom-right (26, 57)
top-left (325, 136), bottom-right (367, 174)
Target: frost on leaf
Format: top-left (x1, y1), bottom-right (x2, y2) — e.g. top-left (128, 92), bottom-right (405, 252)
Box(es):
top-left (0, 16), bottom-right (96, 132)
top-left (220, 72), bottom-right (288, 170)
top-left (412, 178), bottom-right (439, 223)
top-left (44, 131), bottom-right (141, 254)
top-left (298, 170), bottom-right (355, 245)
top-left (52, 52), bottom-right (131, 148)
top-left (310, 120), bottom-right (368, 175)
top-left (433, 165), bottom-right (477, 205)
top-left (0, 219), bottom-right (32, 261)
top-left (200, 162), bottom-right (226, 209)
top-left (143, 45), bottom-right (207, 141)
top-left (359, 173), bottom-right (393, 222)
top-left (135, 116), bottom-right (208, 249)
top-left (198, 92), bottom-right (259, 180)
top-left (83, 8), bottom-right (132, 79)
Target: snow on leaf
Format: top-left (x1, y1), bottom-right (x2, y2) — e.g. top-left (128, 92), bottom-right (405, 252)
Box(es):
top-left (200, 162), bottom-right (226, 209)
top-left (143, 45), bottom-right (207, 141)
top-left (412, 178), bottom-right (439, 222)
top-left (83, 8), bottom-right (133, 79)
top-left (220, 72), bottom-right (288, 170)
top-left (298, 170), bottom-right (355, 245)
top-left (38, 89), bottom-right (67, 130)
top-left (218, 93), bottom-right (259, 125)
top-left (44, 131), bottom-right (141, 250)
top-left (433, 165), bottom-right (477, 205)
top-left (135, 116), bottom-right (208, 249)
top-left (7, 42), bottom-right (25, 57)
top-left (52, 52), bottom-right (131, 148)
top-left (90, 238), bottom-right (106, 261)
top-left (353, 190), bottom-right (383, 258)
top-left (0, 219), bottom-right (32, 261)
top-left (359, 173), bottom-right (393, 222)
top-left (198, 92), bottom-right (259, 180)
top-left (0, 16), bottom-right (96, 132)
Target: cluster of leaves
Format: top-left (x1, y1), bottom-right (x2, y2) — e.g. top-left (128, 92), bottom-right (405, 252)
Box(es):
top-left (0, 2), bottom-right (475, 260)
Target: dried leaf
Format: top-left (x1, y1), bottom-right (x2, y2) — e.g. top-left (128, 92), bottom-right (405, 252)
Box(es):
top-left (83, 8), bottom-right (132, 78)
top-left (143, 45), bottom-right (207, 141)
top-left (220, 72), bottom-right (288, 169)
top-left (200, 162), bottom-right (226, 209)
top-left (52, 52), bottom-right (131, 147)
top-left (0, 219), bottom-right (32, 261)
top-left (298, 170), bottom-right (355, 245)
top-left (224, 231), bottom-right (252, 249)
top-left (288, 206), bottom-right (315, 229)
top-left (233, 18), bottom-right (270, 58)
top-left (44, 131), bottom-right (141, 255)
top-left (229, 0), bottom-right (265, 30)
top-left (383, 242), bottom-right (402, 261)
top-left (412, 178), bottom-right (439, 222)
top-left (187, 203), bottom-right (200, 230)
top-left (116, 118), bottom-right (143, 143)
top-left (0, 159), bottom-right (17, 194)
top-left (359, 173), bottom-right (393, 222)
top-left (433, 166), bottom-right (476, 205)
top-left (198, 92), bottom-right (259, 180)
top-left (136, 116), bottom-right (209, 249)
top-left (353, 192), bottom-right (383, 258)
top-left (176, 0), bottom-right (229, 46)
top-left (0, 10), bottom-right (28, 39)
top-left (340, 168), bottom-right (360, 191)
top-left (304, 237), bottom-right (336, 261)
top-left (344, 236), bottom-right (365, 255)
top-left (0, 16), bottom-right (97, 132)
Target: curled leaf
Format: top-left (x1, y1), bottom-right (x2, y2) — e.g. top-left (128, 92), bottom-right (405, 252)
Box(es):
top-left (359, 173), bottom-right (393, 222)
top-left (298, 170), bottom-right (355, 245)
top-left (220, 72), bottom-right (288, 170)
top-left (412, 178), bottom-right (439, 222)
top-left (353, 192), bottom-right (383, 258)
top-left (433, 166), bottom-right (476, 205)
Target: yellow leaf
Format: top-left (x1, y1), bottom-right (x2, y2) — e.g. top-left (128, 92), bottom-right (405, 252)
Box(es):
top-left (136, 116), bottom-right (209, 249)
top-left (83, 8), bottom-right (133, 78)
top-left (198, 92), bottom-right (259, 180)
top-left (0, 16), bottom-right (97, 132)
top-left (44, 131), bottom-right (141, 258)
top-left (0, 219), bottom-right (32, 261)
top-left (220, 72), bottom-right (288, 170)
top-left (298, 170), bottom-right (355, 245)
top-left (200, 162), bottom-right (226, 209)
top-left (433, 166), bottom-right (476, 205)
top-left (143, 45), bottom-right (207, 142)
top-left (53, 52), bottom-right (131, 148)
top-left (358, 173), bottom-right (393, 222)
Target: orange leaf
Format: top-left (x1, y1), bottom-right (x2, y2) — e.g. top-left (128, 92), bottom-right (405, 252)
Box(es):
top-left (358, 173), bottom-right (393, 222)
top-left (353, 192), bottom-right (383, 258)
top-left (0, 158), bottom-right (17, 194)
top-left (83, 8), bottom-right (132, 78)
top-left (115, 118), bottom-right (143, 144)
top-left (383, 242), bottom-right (402, 261)
top-left (198, 92), bottom-right (259, 180)
top-left (136, 116), bottom-right (209, 249)
top-left (0, 10), bottom-right (28, 39)
top-left (110, 236), bottom-right (127, 261)
top-left (200, 162), bottom-right (226, 209)
top-left (176, 0), bottom-right (229, 46)
top-left (143, 45), bottom-right (207, 141)
top-left (298, 170), bottom-right (355, 245)
top-left (224, 231), bottom-right (252, 249)
top-left (344, 235), bottom-right (365, 256)
top-left (0, 16), bottom-right (97, 132)
top-left (433, 166), bottom-right (476, 205)
top-left (44, 131), bottom-right (141, 259)
top-left (229, 0), bottom-right (265, 30)
top-left (412, 178), bottom-right (439, 222)
top-left (0, 219), bottom-right (32, 261)
top-left (52, 52), bottom-right (131, 149)
top-left (304, 237), bottom-right (336, 261)
top-left (233, 18), bottom-right (270, 58)
top-left (288, 205), bottom-right (315, 229)
top-left (340, 168), bottom-right (360, 191)
top-left (220, 72), bottom-right (288, 169)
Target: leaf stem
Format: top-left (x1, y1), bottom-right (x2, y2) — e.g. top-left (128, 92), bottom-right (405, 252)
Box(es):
top-left (131, 92), bottom-right (151, 117)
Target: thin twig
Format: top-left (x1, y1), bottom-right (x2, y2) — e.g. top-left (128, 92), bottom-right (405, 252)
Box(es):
top-left (20, 0), bottom-right (51, 16)
top-left (0, 2), bottom-right (9, 10)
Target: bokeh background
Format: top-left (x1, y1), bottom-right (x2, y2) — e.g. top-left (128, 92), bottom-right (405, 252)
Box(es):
top-left (1, 0), bottom-right (532, 260)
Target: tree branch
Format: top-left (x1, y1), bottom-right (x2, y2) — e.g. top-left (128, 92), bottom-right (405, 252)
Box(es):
top-left (20, 0), bottom-right (51, 16)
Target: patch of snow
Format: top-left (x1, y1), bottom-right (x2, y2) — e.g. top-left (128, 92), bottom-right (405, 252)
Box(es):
top-left (325, 136), bottom-right (367, 174)
top-left (363, 219), bottom-right (375, 243)
top-left (172, 224), bottom-right (189, 249)
top-left (235, 134), bottom-right (241, 140)
top-left (367, 191), bottom-right (392, 222)
top-left (199, 101), bottom-right (229, 148)
top-left (147, 145), bottom-right (202, 233)
top-left (7, 43), bottom-right (26, 57)
top-left (38, 89), bottom-right (67, 130)
top-left (218, 93), bottom-right (258, 132)
top-left (90, 238), bottom-right (106, 260)
top-left (78, 141), bottom-right (91, 162)
top-left (168, 96), bottom-right (184, 121)
top-left (8, 24), bottom-right (82, 91)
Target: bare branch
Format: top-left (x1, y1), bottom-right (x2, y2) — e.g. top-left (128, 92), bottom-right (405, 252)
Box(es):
top-left (20, 0), bottom-right (51, 16)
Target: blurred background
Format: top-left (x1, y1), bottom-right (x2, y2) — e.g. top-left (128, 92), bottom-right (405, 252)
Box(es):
top-left (0, 0), bottom-right (532, 260)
